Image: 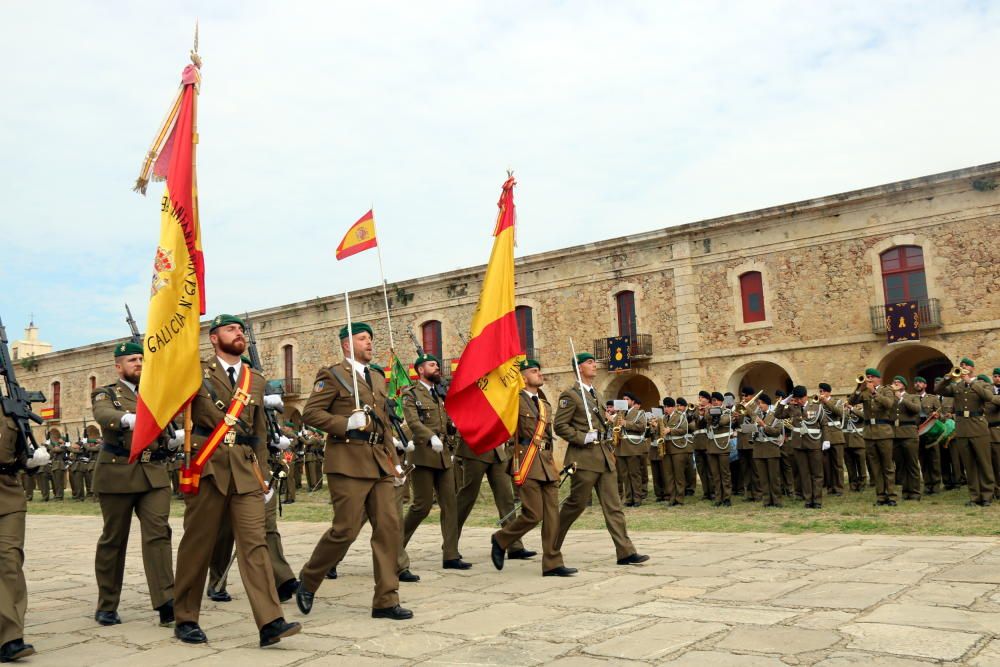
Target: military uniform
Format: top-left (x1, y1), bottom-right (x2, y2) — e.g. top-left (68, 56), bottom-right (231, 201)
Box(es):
top-left (173, 356), bottom-right (285, 632)
top-left (987, 379), bottom-right (1000, 500)
top-left (304, 433), bottom-right (323, 492)
top-left (663, 409), bottom-right (692, 504)
top-left (648, 415), bottom-right (670, 502)
top-left (820, 399), bottom-right (846, 495)
top-left (751, 405), bottom-right (785, 506)
top-left (689, 407), bottom-right (713, 500)
top-left (734, 407), bottom-right (759, 501)
top-left (69, 439), bottom-right (94, 500)
top-left (49, 437), bottom-right (67, 500)
top-left (298, 356), bottom-right (402, 610)
top-left (455, 435), bottom-right (525, 556)
top-left (916, 391), bottom-right (943, 494)
top-left (849, 379), bottom-right (898, 505)
top-left (935, 373), bottom-right (1000, 506)
top-left (91, 377), bottom-right (174, 620)
top-left (704, 407), bottom-right (733, 505)
top-left (0, 416), bottom-right (31, 657)
top-left (888, 388), bottom-right (922, 500)
top-left (843, 404), bottom-right (868, 491)
top-left (493, 390), bottom-right (564, 572)
top-left (939, 396), bottom-right (965, 488)
top-left (400, 381), bottom-right (461, 566)
top-left (617, 406), bottom-right (647, 506)
top-left (554, 381), bottom-right (640, 561)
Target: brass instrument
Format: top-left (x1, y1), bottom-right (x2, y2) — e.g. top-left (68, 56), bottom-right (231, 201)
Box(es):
top-left (950, 367), bottom-right (964, 380)
top-left (735, 389), bottom-right (764, 415)
top-left (610, 412), bottom-right (624, 447)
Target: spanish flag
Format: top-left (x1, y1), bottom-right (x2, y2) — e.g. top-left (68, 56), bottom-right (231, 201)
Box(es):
top-left (445, 176), bottom-right (524, 454)
top-left (336, 209), bottom-right (378, 260)
top-left (129, 60), bottom-right (206, 462)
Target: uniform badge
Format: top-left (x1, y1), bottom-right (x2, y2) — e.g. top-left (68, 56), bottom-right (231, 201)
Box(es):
top-left (559, 397), bottom-right (570, 408)
top-left (118, 343), bottom-right (126, 353)
top-left (315, 380), bottom-right (325, 391)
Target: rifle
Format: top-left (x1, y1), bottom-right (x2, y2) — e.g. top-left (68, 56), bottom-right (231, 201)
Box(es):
top-left (408, 331), bottom-right (424, 356)
top-left (0, 316), bottom-right (44, 467)
top-left (243, 316), bottom-right (282, 446)
top-left (124, 304), bottom-right (176, 439)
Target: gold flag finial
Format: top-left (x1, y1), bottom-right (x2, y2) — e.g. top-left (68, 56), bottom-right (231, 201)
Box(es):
top-left (190, 20), bottom-right (202, 68)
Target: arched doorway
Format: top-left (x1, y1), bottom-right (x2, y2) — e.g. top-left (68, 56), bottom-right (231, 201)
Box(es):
top-left (613, 374), bottom-right (660, 410)
top-left (879, 343), bottom-right (950, 387)
top-left (47, 427), bottom-right (63, 440)
top-left (729, 361), bottom-right (793, 398)
top-left (85, 424), bottom-right (101, 440)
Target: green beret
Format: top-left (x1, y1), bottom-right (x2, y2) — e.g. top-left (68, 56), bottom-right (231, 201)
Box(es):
top-left (520, 359), bottom-right (541, 371)
top-left (114, 341), bottom-right (143, 358)
top-left (339, 322), bottom-right (373, 340)
top-left (284, 421), bottom-right (296, 428)
top-left (414, 353), bottom-right (440, 368)
top-left (913, 376), bottom-right (927, 384)
top-left (893, 375), bottom-right (907, 387)
top-left (865, 368), bottom-right (881, 378)
top-left (961, 357), bottom-right (975, 367)
top-left (993, 368), bottom-right (1000, 376)
top-left (573, 352), bottom-right (596, 366)
top-left (210, 314), bottom-right (245, 333)
top-left (977, 374), bottom-right (991, 383)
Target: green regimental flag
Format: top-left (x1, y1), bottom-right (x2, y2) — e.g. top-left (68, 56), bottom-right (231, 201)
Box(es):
top-left (388, 351), bottom-right (412, 420)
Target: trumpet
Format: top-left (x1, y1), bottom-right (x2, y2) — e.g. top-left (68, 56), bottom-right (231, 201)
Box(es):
top-left (855, 374), bottom-right (867, 385)
top-left (950, 367), bottom-right (964, 380)
top-left (810, 394), bottom-right (821, 403)
top-left (735, 389), bottom-right (764, 414)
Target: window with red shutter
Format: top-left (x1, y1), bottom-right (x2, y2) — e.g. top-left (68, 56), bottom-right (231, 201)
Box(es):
top-left (739, 272), bottom-right (766, 323)
top-left (616, 291), bottom-right (637, 339)
top-left (422, 321), bottom-right (442, 360)
top-left (880, 246), bottom-right (927, 303)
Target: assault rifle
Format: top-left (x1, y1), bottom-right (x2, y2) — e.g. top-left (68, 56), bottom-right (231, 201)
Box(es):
top-left (243, 316), bottom-right (283, 446)
top-left (0, 316), bottom-right (44, 466)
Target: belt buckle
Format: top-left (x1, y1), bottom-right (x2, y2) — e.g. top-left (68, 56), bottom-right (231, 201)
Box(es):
top-left (140, 450), bottom-right (152, 463)
top-left (232, 388), bottom-right (251, 406)
top-left (894, 419), bottom-right (899, 427)
top-left (368, 431), bottom-right (378, 445)
top-left (963, 410), bottom-right (970, 418)
top-left (224, 431), bottom-right (237, 446)
top-left (870, 419), bottom-right (876, 425)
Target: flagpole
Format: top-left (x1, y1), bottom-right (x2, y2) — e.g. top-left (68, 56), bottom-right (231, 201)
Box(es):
top-left (183, 23), bottom-right (200, 469)
top-left (372, 213), bottom-right (396, 354)
top-left (343, 291), bottom-right (362, 412)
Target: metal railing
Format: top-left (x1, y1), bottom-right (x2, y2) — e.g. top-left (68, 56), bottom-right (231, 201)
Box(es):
top-left (593, 334), bottom-right (653, 362)
top-left (870, 298), bottom-right (941, 333)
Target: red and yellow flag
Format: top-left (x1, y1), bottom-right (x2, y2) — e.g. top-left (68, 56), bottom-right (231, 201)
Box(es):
top-left (129, 61), bottom-right (206, 462)
top-left (445, 176), bottom-right (524, 454)
top-left (336, 209), bottom-right (378, 260)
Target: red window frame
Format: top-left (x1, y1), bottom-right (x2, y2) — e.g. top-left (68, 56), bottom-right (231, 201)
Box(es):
top-left (616, 291), bottom-right (637, 339)
top-left (515, 306), bottom-right (534, 353)
top-left (422, 321), bottom-right (442, 360)
top-left (739, 272), bottom-right (766, 323)
top-left (880, 246), bottom-right (927, 303)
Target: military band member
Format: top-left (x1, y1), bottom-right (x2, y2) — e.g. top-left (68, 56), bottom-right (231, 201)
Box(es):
top-left (69, 436), bottom-right (92, 501)
top-left (887, 376), bottom-right (922, 501)
top-left (939, 390), bottom-right (965, 489)
top-left (849, 368), bottom-right (898, 506)
top-left (1, 415), bottom-right (48, 662)
top-left (296, 322), bottom-right (411, 621)
top-left (735, 387), bottom-right (759, 502)
top-left (491, 360), bottom-right (575, 576)
top-left (913, 376), bottom-right (943, 495)
top-left (48, 433), bottom-right (67, 500)
top-left (843, 402), bottom-right (868, 491)
top-left (617, 393), bottom-right (648, 507)
top-left (690, 391), bottom-right (714, 501)
top-left (554, 353), bottom-right (647, 565)
top-left (785, 386), bottom-right (826, 508)
top-left (173, 315), bottom-right (301, 646)
top-left (752, 394), bottom-right (784, 507)
top-left (648, 399), bottom-right (671, 502)
top-left (400, 353), bottom-right (468, 571)
top-left (90, 341), bottom-right (176, 627)
top-left (661, 397), bottom-right (691, 506)
top-left (774, 390), bottom-right (796, 497)
top-left (988, 369), bottom-right (1000, 501)
top-left (704, 392), bottom-right (733, 507)
top-left (818, 384), bottom-right (846, 496)
top-left (935, 359), bottom-right (1000, 507)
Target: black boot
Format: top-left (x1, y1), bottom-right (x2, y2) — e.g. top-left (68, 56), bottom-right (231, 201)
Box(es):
top-left (0, 639), bottom-right (35, 663)
top-left (259, 617), bottom-right (301, 647)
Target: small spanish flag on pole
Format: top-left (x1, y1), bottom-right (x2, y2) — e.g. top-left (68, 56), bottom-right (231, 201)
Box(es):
top-left (445, 174), bottom-right (525, 455)
top-left (336, 209), bottom-right (378, 260)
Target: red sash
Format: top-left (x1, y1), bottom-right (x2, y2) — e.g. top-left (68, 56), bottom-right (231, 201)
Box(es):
top-left (513, 398), bottom-right (548, 487)
top-left (180, 366), bottom-right (253, 495)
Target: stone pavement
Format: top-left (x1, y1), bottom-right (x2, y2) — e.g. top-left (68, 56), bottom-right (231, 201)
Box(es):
top-left (19, 515), bottom-right (1000, 665)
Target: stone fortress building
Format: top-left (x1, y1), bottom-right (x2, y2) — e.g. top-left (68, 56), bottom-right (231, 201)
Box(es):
top-left (17, 162), bottom-right (1000, 442)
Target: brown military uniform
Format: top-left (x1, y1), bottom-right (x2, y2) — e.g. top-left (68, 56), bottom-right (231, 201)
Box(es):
top-left (916, 392), bottom-right (943, 493)
top-left (493, 391), bottom-right (563, 571)
top-left (821, 399), bottom-right (846, 495)
top-left (300, 358), bottom-right (400, 609)
top-left (455, 435), bottom-right (525, 555)
top-left (734, 407), bottom-right (760, 501)
top-left (704, 407), bottom-right (733, 504)
top-left (554, 383), bottom-right (637, 560)
top-left (935, 377), bottom-right (1000, 505)
top-left (91, 380), bottom-right (174, 615)
top-left (647, 414), bottom-right (670, 502)
top-left (888, 391), bottom-right (922, 500)
top-left (304, 433), bottom-right (323, 492)
top-left (173, 358), bottom-right (283, 630)
top-left (751, 408), bottom-right (785, 506)
top-left (843, 403), bottom-right (868, 491)
top-left (689, 408), bottom-right (713, 499)
top-left (0, 416), bottom-right (29, 647)
top-left (849, 384), bottom-right (897, 504)
top-left (986, 384), bottom-right (1000, 500)
top-left (617, 406), bottom-right (647, 505)
top-left (48, 438), bottom-right (67, 500)
top-left (663, 409), bottom-right (692, 504)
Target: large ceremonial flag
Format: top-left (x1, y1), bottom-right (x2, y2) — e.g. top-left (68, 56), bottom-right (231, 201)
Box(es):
top-left (445, 176), bottom-right (525, 454)
top-left (129, 59), bottom-right (206, 463)
top-left (336, 209), bottom-right (378, 260)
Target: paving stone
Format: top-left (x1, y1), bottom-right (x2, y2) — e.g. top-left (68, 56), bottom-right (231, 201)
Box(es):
top-left (584, 620), bottom-right (727, 661)
top-left (934, 565), bottom-right (1000, 584)
top-left (791, 610), bottom-right (857, 630)
top-left (901, 581), bottom-right (994, 607)
top-left (352, 630), bottom-right (461, 659)
top-left (23, 639), bottom-right (138, 666)
top-left (544, 658), bottom-right (622, 667)
top-left (520, 574), bottom-right (661, 611)
top-left (421, 602), bottom-right (556, 639)
top-left (841, 622), bottom-right (981, 661)
top-left (508, 611), bottom-right (641, 642)
top-left (861, 602), bottom-right (1000, 633)
top-left (648, 584), bottom-right (708, 600)
top-left (776, 582), bottom-right (904, 609)
top-left (969, 637), bottom-right (1000, 666)
top-left (715, 626), bottom-right (840, 655)
top-left (813, 652), bottom-right (939, 666)
top-left (623, 600), bottom-right (799, 625)
top-left (702, 580), bottom-right (809, 603)
top-left (662, 650), bottom-right (787, 666)
top-left (101, 645), bottom-right (220, 667)
top-left (298, 655), bottom-right (406, 667)
top-left (805, 546), bottom-right (898, 568)
top-left (417, 639), bottom-right (572, 665)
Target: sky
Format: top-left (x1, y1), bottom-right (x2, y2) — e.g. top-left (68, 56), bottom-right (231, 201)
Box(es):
top-left (2, 0), bottom-right (999, 351)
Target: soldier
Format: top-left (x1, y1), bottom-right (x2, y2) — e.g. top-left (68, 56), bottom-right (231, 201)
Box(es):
top-left (490, 360), bottom-right (576, 577)
top-left (849, 368), bottom-right (898, 506)
top-left (690, 391), bottom-right (714, 501)
top-left (705, 392), bottom-right (733, 507)
top-left (750, 394), bottom-right (784, 507)
top-left (661, 397), bottom-right (691, 506)
top-left (647, 399), bottom-right (671, 503)
top-left (774, 390), bottom-right (796, 497)
top-left (617, 393), bottom-right (647, 507)
top-left (818, 384), bottom-right (846, 496)
top-left (172, 315), bottom-right (301, 647)
top-left (1, 415), bottom-right (49, 662)
top-left (85, 435), bottom-right (99, 499)
top-left (69, 436), bottom-right (91, 501)
top-left (784, 386), bottom-right (826, 508)
top-left (735, 387), bottom-right (759, 502)
top-left (90, 341), bottom-right (176, 627)
top-left (170, 451), bottom-right (183, 499)
top-left (19, 465), bottom-right (33, 502)
top-left (554, 353), bottom-right (647, 566)
top-left (400, 353), bottom-right (468, 571)
top-left (48, 433), bottom-right (67, 501)
top-left (935, 359), bottom-right (1000, 507)
top-left (295, 322), bottom-right (410, 620)
top-left (989, 369), bottom-right (1000, 501)
top-left (843, 402), bottom-right (868, 491)
top-left (939, 388), bottom-right (965, 489)
top-left (887, 376), bottom-right (922, 501)
top-left (456, 430), bottom-right (535, 561)
top-left (913, 376), bottom-right (943, 495)
top-left (280, 423), bottom-right (298, 504)
top-left (303, 430), bottom-right (321, 493)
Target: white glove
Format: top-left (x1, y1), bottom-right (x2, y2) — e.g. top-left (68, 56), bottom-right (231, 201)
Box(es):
top-left (263, 394), bottom-right (284, 411)
top-left (167, 429), bottom-right (185, 451)
top-left (393, 464), bottom-right (407, 487)
top-left (26, 448), bottom-right (51, 469)
top-left (277, 436), bottom-right (292, 451)
top-left (393, 437), bottom-right (403, 451)
top-left (347, 411), bottom-right (367, 430)
top-left (264, 488), bottom-right (274, 504)
top-left (430, 435), bottom-right (444, 453)
top-left (822, 440), bottom-right (831, 451)
top-left (584, 430), bottom-right (598, 444)
top-left (121, 413), bottom-right (136, 430)
top-left (405, 440), bottom-right (415, 452)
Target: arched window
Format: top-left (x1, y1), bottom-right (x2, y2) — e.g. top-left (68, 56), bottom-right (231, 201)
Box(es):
top-left (51, 381), bottom-right (61, 418)
top-left (421, 321), bottom-right (442, 360)
top-left (515, 306), bottom-right (534, 354)
top-left (880, 246), bottom-right (927, 303)
top-left (616, 291), bottom-right (637, 339)
top-left (739, 271), bottom-right (766, 323)
top-left (282, 345), bottom-right (294, 384)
